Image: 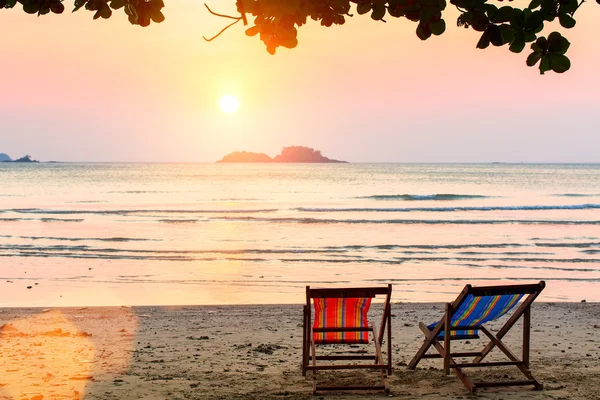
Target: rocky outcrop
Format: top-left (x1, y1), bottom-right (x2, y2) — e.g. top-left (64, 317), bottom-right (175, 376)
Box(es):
top-left (218, 146), bottom-right (346, 163)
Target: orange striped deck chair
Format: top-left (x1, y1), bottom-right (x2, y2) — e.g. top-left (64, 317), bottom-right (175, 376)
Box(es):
top-left (302, 285), bottom-right (392, 394)
top-left (408, 281), bottom-right (545, 393)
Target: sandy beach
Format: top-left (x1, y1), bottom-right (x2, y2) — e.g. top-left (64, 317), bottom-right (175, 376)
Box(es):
top-left (1, 302), bottom-right (599, 400)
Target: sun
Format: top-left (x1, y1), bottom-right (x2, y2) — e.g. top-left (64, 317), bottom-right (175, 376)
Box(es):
top-left (219, 95), bottom-right (240, 113)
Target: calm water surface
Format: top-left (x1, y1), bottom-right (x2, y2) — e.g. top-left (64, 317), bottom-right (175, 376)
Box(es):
top-left (1, 163), bottom-right (599, 306)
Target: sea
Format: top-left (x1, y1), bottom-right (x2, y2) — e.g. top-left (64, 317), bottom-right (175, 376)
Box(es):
top-left (1, 163), bottom-right (599, 307)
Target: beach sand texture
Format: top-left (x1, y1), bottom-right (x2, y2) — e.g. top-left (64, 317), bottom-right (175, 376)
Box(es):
top-left (1, 303), bottom-right (599, 400)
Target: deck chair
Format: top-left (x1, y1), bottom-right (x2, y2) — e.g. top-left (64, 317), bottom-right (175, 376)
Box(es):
top-left (408, 281), bottom-right (545, 393)
top-left (302, 285), bottom-right (392, 394)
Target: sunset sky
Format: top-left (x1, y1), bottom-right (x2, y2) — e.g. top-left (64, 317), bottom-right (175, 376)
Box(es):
top-left (1, 1), bottom-right (599, 163)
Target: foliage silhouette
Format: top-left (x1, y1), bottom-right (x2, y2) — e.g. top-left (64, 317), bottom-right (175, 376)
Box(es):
top-left (2, 0), bottom-right (594, 73)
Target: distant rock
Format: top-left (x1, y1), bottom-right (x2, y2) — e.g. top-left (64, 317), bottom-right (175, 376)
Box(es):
top-left (273, 146), bottom-right (345, 163)
top-left (218, 146), bottom-right (347, 163)
top-left (218, 151), bottom-right (273, 163)
top-left (0, 153), bottom-right (11, 162)
top-left (3, 155), bottom-right (39, 163)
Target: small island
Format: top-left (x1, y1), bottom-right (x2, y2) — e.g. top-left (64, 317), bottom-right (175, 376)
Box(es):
top-left (0, 154), bottom-right (39, 163)
top-left (218, 146), bottom-right (347, 163)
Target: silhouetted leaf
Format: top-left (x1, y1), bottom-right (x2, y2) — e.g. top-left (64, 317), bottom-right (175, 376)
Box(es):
top-left (139, 12), bottom-right (151, 26)
top-left (558, 13), bottom-right (576, 28)
top-left (548, 32), bottom-right (570, 54)
top-left (99, 4), bottom-right (111, 19)
top-left (528, 0), bottom-right (542, 9)
top-left (245, 26), bottom-right (260, 36)
top-left (499, 24), bottom-right (514, 43)
top-left (22, 2), bottom-right (38, 14)
top-left (371, 3), bottom-right (385, 20)
top-left (524, 31), bottom-right (537, 42)
top-left (124, 3), bottom-right (136, 16)
top-left (548, 53), bottom-right (570, 72)
top-left (559, 0), bottom-right (578, 13)
top-left (477, 30), bottom-right (490, 49)
top-left (510, 9), bottom-right (524, 29)
top-left (509, 33), bottom-right (525, 53)
top-left (150, 9), bottom-right (164, 23)
top-left (492, 6), bottom-right (513, 23)
top-left (416, 22), bottom-right (432, 40)
top-left (430, 18), bottom-right (446, 35)
top-left (357, 3), bottom-right (371, 14)
top-left (525, 10), bottom-right (543, 31)
top-left (526, 51), bottom-right (542, 66)
top-left (128, 12), bottom-right (137, 24)
top-left (535, 36), bottom-right (549, 51)
top-left (73, 0), bottom-right (87, 12)
top-left (110, 0), bottom-right (125, 10)
top-left (50, 2), bottom-right (64, 13)
top-left (531, 42), bottom-right (543, 53)
top-left (539, 54), bottom-right (551, 74)
top-left (488, 24), bottom-right (503, 46)
top-left (471, 10), bottom-right (488, 31)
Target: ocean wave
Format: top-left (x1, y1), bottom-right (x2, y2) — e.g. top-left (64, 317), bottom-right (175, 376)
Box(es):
top-left (457, 263), bottom-right (598, 272)
top-left (356, 194), bottom-right (491, 201)
top-left (535, 242), bottom-right (600, 248)
top-left (297, 204), bottom-right (600, 213)
top-left (3, 208), bottom-right (278, 215)
top-left (328, 243), bottom-right (526, 250)
top-left (40, 218), bottom-right (84, 223)
top-left (211, 216), bottom-right (600, 225)
top-left (0, 244), bottom-right (346, 256)
top-left (20, 236), bottom-right (157, 242)
top-left (158, 219), bottom-right (198, 224)
top-left (457, 251), bottom-right (553, 255)
top-left (551, 193), bottom-right (600, 197)
top-left (108, 190), bottom-right (169, 194)
top-left (1, 242), bottom-right (598, 265)
top-left (367, 277), bottom-right (600, 283)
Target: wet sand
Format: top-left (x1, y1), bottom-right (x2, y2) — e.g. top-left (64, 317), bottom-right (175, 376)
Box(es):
top-left (1, 303), bottom-right (599, 400)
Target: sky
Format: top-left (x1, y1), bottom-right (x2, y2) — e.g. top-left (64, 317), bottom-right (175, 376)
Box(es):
top-left (1, 1), bottom-right (599, 163)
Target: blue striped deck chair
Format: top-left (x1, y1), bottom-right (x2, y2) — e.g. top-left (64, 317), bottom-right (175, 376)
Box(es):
top-left (302, 285), bottom-right (392, 394)
top-left (408, 281), bottom-right (545, 393)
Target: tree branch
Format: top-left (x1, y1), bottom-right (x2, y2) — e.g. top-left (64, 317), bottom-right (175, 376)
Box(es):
top-left (203, 18), bottom-right (241, 42)
top-left (204, 3), bottom-right (242, 20)
top-left (572, 0), bottom-right (585, 14)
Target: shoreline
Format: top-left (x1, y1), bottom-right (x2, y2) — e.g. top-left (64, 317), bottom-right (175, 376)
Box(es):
top-left (0, 300), bottom-right (596, 310)
top-left (1, 302), bottom-right (599, 399)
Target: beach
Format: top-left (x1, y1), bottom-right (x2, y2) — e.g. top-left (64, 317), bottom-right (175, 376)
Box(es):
top-left (1, 302), bottom-right (599, 399)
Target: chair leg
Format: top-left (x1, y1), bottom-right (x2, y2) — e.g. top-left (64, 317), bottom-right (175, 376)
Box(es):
top-left (479, 326), bottom-right (543, 390)
top-left (387, 306), bottom-right (392, 376)
top-left (414, 322), bottom-right (476, 392)
top-left (523, 305), bottom-right (530, 369)
top-left (372, 324), bottom-right (390, 393)
top-left (408, 323), bottom-right (436, 369)
top-left (302, 306), bottom-right (308, 376)
top-left (310, 328), bottom-right (317, 394)
top-left (429, 332), bottom-right (476, 392)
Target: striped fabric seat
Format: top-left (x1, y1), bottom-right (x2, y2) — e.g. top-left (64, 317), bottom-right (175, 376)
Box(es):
top-left (428, 294), bottom-right (523, 339)
top-left (313, 297), bottom-right (371, 344)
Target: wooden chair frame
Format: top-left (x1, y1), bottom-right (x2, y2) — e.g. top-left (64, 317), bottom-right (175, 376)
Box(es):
top-left (408, 281), bottom-right (545, 393)
top-left (302, 284), bottom-right (393, 394)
